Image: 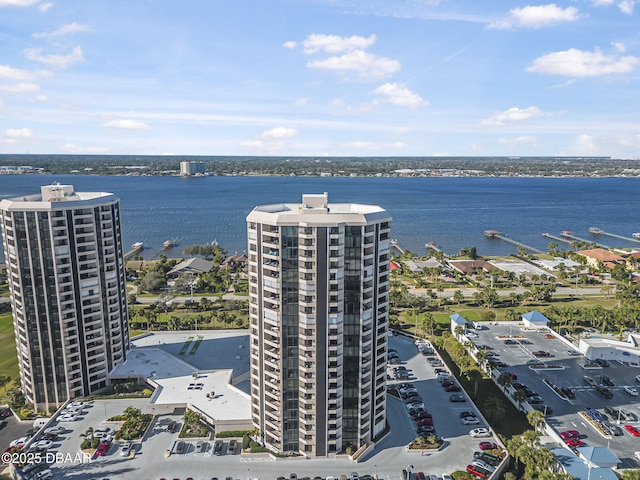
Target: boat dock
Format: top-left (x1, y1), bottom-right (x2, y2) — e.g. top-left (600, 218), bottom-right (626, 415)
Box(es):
top-left (390, 239), bottom-right (405, 255)
top-left (541, 233), bottom-right (574, 246)
top-left (560, 230), bottom-right (609, 249)
top-left (588, 227), bottom-right (640, 244)
top-left (484, 230), bottom-right (544, 254)
top-left (424, 242), bottom-right (444, 254)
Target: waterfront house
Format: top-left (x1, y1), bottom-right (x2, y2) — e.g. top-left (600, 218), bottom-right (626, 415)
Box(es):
top-left (167, 257), bottom-right (214, 279)
top-left (575, 248), bottom-right (625, 270)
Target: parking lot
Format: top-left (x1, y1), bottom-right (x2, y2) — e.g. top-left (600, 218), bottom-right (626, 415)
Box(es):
top-left (467, 322), bottom-right (640, 468)
top-left (3, 334), bottom-right (508, 480)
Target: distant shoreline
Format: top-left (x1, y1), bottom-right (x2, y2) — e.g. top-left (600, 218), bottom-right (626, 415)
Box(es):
top-left (1, 154), bottom-right (639, 178)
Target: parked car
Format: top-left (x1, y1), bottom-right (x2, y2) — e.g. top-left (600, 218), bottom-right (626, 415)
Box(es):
top-left (565, 438), bottom-right (585, 448)
top-left (461, 416), bottom-right (481, 425)
top-left (471, 460), bottom-right (494, 472)
top-left (213, 440), bottom-right (223, 455)
top-left (449, 394), bottom-right (466, 402)
top-left (532, 351), bottom-right (551, 357)
top-left (601, 375), bottom-right (614, 387)
top-left (560, 430), bottom-right (580, 439)
top-left (466, 464), bottom-right (490, 478)
top-left (595, 358), bottom-right (610, 367)
top-left (95, 441), bottom-right (112, 456)
top-left (120, 442), bottom-right (133, 457)
top-left (228, 439), bottom-right (237, 454)
top-left (460, 411), bottom-right (477, 418)
top-left (473, 451), bottom-right (500, 466)
top-left (527, 396), bottom-right (544, 404)
top-left (418, 418), bottom-right (434, 427)
top-left (560, 387), bottom-right (576, 399)
top-left (626, 425), bottom-right (640, 437)
top-left (624, 385), bottom-right (639, 396)
top-left (469, 428), bottom-right (491, 438)
top-left (478, 441), bottom-right (498, 451)
top-left (445, 385), bottom-right (461, 392)
top-left (406, 403), bottom-right (425, 412)
top-left (596, 386), bottom-right (614, 399)
top-left (44, 426), bottom-right (65, 435)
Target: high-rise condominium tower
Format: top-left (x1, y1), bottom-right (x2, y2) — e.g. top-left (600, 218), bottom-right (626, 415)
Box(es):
top-left (0, 184), bottom-right (129, 411)
top-left (246, 193), bottom-right (392, 457)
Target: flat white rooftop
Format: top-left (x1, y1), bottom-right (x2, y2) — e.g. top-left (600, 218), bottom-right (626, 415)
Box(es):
top-left (110, 330), bottom-right (251, 422)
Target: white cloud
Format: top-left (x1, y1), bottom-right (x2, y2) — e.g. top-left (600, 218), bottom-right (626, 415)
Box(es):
top-left (29, 94), bottom-right (48, 102)
top-left (612, 42), bottom-right (626, 52)
top-left (618, 0), bottom-right (636, 14)
top-left (372, 83), bottom-right (428, 108)
top-left (240, 127), bottom-right (299, 154)
top-left (528, 48), bottom-right (639, 77)
top-left (576, 133), bottom-right (600, 153)
top-left (6, 127), bottom-right (33, 138)
top-left (102, 119), bottom-right (149, 130)
top-left (24, 45), bottom-right (84, 69)
top-left (591, 0), bottom-right (637, 14)
top-left (481, 106), bottom-right (548, 126)
top-left (0, 0), bottom-right (38, 6)
top-left (0, 82), bottom-right (40, 93)
top-left (0, 65), bottom-right (36, 81)
top-left (308, 50), bottom-right (401, 81)
top-left (282, 41), bottom-right (297, 49)
top-left (489, 4), bottom-right (580, 29)
top-left (499, 135), bottom-right (537, 145)
top-left (303, 34), bottom-right (376, 54)
top-left (38, 2), bottom-right (52, 12)
top-left (33, 22), bottom-right (90, 39)
top-left (261, 127), bottom-right (297, 139)
top-left (294, 97), bottom-right (308, 106)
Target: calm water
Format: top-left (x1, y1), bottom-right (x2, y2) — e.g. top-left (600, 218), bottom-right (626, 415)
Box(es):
top-left (1, 174), bottom-right (639, 260)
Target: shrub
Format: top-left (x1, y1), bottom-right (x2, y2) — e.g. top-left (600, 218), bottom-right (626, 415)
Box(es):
top-left (216, 430), bottom-right (250, 438)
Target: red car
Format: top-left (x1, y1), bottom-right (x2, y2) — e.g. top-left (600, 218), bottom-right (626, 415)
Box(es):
top-left (95, 441), bottom-right (112, 456)
top-left (418, 417), bottom-right (433, 427)
top-left (564, 438), bottom-right (585, 447)
top-left (560, 430), bottom-right (580, 439)
top-left (625, 425), bottom-right (640, 437)
top-left (466, 464), bottom-right (489, 478)
top-left (478, 442), bottom-right (498, 451)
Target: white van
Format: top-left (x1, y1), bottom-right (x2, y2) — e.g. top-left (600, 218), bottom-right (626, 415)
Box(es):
top-left (32, 417), bottom-right (51, 429)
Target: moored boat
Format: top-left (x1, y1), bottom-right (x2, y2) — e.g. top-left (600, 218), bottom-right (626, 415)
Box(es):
top-left (132, 242), bottom-right (144, 250)
top-left (633, 233), bottom-right (640, 239)
top-left (163, 238), bottom-right (179, 248)
top-left (589, 227), bottom-right (603, 234)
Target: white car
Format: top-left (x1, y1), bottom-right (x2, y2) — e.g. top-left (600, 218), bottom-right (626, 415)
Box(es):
top-left (466, 331), bottom-right (479, 338)
top-left (120, 441), bottom-right (133, 457)
top-left (469, 428), bottom-right (492, 438)
top-left (57, 413), bottom-right (77, 422)
top-left (9, 437), bottom-right (28, 448)
top-left (406, 403), bottom-right (425, 411)
top-left (461, 416), bottom-right (481, 425)
top-left (624, 385), bottom-right (639, 396)
top-left (636, 374), bottom-right (640, 383)
top-left (634, 451), bottom-right (640, 461)
top-left (44, 426), bottom-right (66, 435)
top-left (33, 440), bottom-right (53, 450)
top-left (471, 460), bottom-right (495, 472)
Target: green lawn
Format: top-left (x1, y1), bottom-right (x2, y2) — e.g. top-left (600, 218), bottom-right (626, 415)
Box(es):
top-left (0, 313), bottom-right (19, 399)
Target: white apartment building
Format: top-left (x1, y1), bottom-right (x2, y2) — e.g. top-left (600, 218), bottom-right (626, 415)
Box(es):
top-left (0, 184), bottom-right (129, 411)
top-left (246, 193), bottom-right (392, 457)
top-left (179, 160), bottom-right (206, 176)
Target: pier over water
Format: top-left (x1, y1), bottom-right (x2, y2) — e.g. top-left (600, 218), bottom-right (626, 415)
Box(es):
top-left (484, 230), bottom-right (544, 254)
top-left (589, 227), bottom-right (640, 244)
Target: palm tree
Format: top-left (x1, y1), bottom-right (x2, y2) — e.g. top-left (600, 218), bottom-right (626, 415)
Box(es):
top-left (80, 426), bottom-right (94, 441)
top-left (527, 410), bottom-right (546, 431)
top-left (482, 396), bottom-right (506, 422)
top-left (497, 373), bottom-right (513, 392)
top-left (512, 389), bottom-right (527, 411)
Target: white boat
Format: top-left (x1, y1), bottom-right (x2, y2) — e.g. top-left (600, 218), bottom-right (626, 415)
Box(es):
top-left (132, 242), bottom-right (144, 250)
top-left (163, 238), bottom-right (179, 248)
top-left (633, 233), bottom-right (640, 239)
top-left (589, 227), bottom-right (603, 234)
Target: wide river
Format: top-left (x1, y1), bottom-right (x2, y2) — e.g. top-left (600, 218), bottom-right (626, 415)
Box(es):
top-left (0, 174), bottom-right (639, 259)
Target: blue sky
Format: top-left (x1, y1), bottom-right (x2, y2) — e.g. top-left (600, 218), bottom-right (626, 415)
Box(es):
top-left (0, 0), bottom-right (639, 158)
